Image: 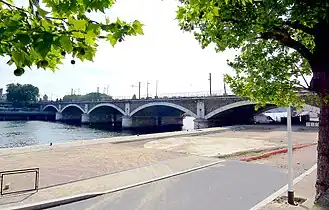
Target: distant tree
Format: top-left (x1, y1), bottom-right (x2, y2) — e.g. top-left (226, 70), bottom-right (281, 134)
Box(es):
top-left (42, 94), bottom-right (48, 101)
top-left (6, 83), bottom-right (39, 106)
top-left (132, 94), bottom-right (137, 100)
top-left (81, 92), bottom-right (112, 101)
top-left (62, 94), bottom-right (82, 102)
top-left (62, 92), bottom-right (112, 102)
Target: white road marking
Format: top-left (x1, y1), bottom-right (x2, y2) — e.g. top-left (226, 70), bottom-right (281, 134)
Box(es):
top-left (249, 163), bottom-right (317, 210)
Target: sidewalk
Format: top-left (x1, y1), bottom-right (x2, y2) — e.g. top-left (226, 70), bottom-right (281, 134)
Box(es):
top-left (261, 167), bottom-right (316, 209)
top-left (0, 155), bottom-right (222, 210)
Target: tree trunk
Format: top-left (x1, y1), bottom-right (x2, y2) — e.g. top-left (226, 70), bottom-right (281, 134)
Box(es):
top-left (314, 71), bottom-right (329, 207)
top-left (315, 97), bottom-right (329, 207)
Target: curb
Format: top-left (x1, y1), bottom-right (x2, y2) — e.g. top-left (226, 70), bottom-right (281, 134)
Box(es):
top-left (240, 143), bottom-right (317, 162)
top-left (111, 127), bottom-right (233, 144)
top-left (6, 160), bottom-right (224, 210)
top-left (215, 146), bottom-right (287, 158)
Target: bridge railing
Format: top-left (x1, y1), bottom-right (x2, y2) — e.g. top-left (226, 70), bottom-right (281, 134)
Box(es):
top-left (38, 89), bottom-right (236, 103)
top-left (111, 90), bottom-right (235, 100)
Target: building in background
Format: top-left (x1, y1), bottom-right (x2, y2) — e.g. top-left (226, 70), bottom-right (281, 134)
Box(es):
top-left (0, 88), bottom-right (6, 101)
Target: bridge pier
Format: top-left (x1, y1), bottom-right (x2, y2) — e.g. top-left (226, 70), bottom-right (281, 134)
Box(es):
top-left (194, 118), bottom-right (210, 129)
top-left (81, 113), bottom-right (90, 124)
top-left (55, 112), bottom-right (63, 121)
top-left (122, 116), bottom-right (133, 129)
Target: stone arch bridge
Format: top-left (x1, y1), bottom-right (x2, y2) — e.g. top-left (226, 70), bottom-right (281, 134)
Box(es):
top-left (40, 95), bottom-right (319, 129)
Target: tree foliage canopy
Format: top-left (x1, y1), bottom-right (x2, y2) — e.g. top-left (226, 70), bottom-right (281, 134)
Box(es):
top-left (0, 0), bottom-right (143, 75)
top-left (6, 83), bottom-right (39, 105)
top-left (62, 92), bottom-right (112, 102)
top-left (177, 0), bottom-right (329, 108)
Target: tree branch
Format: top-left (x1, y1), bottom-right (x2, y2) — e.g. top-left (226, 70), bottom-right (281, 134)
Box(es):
top-left (292, 63), bottom-right (310, 89)
top-left (283, 21), bottom-right (315, 35)
top-left (260, 29), bottom-right (313, 62)
top-left (0, 0), bottom-right (25, 11)
top-left (295, 82), bottom-right (309, 90)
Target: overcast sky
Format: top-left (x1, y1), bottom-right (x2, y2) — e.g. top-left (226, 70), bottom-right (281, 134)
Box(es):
top-left (0, 0), bottom-right (237, 99)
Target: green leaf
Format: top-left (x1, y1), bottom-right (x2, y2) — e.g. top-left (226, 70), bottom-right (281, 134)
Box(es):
top-left (59, 35), bottom-right (73, 53)
top-left (37, 7), bottom-right (50, 17)
top-left (73, 19), bottom-right (88, 31)
top-left (12, 51), bottom-right (25, 67)
top-left (35, 43), bottom-right (50, 58)
top-left (107, 34), bottom-right (117, 47)
top-left (132, 20), bottom-right (143, 35)
top-left (212, 7), bottom-right (219, 16)
top-left (86, 23), bottom-right (101, 34)
top-left (35, 33), bottom-right (53, 58)
top-left (72, 31), bottom-right (85, 38)
top-left (41, 19), bottom-right (52, 30)
top-left (16, 34), bottom-right (31, 45)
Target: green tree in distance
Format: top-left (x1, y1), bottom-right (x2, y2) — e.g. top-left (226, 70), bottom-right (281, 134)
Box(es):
top-left (177, 0), bottom-right (329, 207)
top-left (62, 92), bottom-right (112, 102)
top-left (0, 0), bottom-right (143, 76)
top-left (6, 83), bottom-right (39, 106)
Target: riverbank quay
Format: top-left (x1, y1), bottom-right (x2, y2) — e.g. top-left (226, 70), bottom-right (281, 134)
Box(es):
top-left (0, 111), bottom-right (55, 121)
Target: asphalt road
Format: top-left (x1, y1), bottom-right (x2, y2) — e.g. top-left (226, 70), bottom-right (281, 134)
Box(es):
top-left (49, 160), bottom-right (289, 210)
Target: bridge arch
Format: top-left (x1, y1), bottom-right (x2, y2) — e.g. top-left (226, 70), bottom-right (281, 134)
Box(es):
top-left (61, 104), bottom-right (85, 113)
top-left (42, 105), bottom-right (59, 112)
top-left (130, 102), bottom-right (197, 118)
top-left (87, 103), bottom-right (125, 115)
top-left (205, 101), bottom-right (253, 119)
top-left (205, 100), bottom-right (320, 120)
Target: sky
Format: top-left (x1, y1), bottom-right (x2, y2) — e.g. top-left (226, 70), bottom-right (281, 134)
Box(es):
top-left (0, 0), bottom-right (236, 99)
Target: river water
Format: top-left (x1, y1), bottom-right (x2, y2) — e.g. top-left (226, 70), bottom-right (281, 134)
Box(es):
top-left (0, 117), bottom-right (195, 148)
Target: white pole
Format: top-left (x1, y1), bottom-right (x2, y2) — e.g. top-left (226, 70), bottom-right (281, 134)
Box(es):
top-left (287, 106), bottom-right (294, 205)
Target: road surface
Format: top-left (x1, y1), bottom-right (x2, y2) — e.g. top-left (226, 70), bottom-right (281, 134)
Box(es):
top-left (49, 160), bottom-right (289, 210)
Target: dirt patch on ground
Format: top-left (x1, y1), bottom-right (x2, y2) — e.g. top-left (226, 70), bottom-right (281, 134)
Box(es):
top-left (0, 143), bottom-right (185, 189)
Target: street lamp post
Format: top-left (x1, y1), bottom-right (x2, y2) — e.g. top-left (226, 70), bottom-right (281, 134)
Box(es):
top-left (138, 82), bottom-right (141, 99)
top-left (223, 74), bottom-right (227, 95)
top-left (147, 81), bottom-right (150, 98)
top-left (209, 73), bottom-right (212, 96)
top-left (156, 80), bottom-right (158, 98)
top-left (131, 82), bottom-right (141, 99)
top-left (287, 106), bottom-right (294, 205)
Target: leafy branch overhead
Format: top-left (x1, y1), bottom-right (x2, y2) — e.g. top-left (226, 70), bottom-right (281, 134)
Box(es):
top-left (177, 0), bottom-right (329, 107)
top-left (0, 0), bottom-right (144, 75)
